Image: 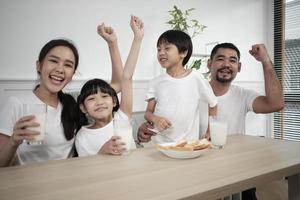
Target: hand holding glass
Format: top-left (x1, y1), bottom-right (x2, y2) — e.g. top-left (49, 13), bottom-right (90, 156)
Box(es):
top-left (113, 119), bottom-right (133, 153)
top-left (23, 104), bottom-right (47, 145)
top-left (209, 116), bottom-right (228, 149)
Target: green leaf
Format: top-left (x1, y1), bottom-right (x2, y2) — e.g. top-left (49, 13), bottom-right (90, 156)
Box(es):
top-left (166, 5), bottom-right (207, 38)
top-left (190, 59), bottom-right (202, 70)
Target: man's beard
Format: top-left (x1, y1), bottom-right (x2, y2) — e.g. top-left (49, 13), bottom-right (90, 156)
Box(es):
top-left (216, 75), bottom-right (233, 83)
top-left (215, 68), bottom-right (234, 83)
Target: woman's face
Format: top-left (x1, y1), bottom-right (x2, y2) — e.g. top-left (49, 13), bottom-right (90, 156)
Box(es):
top-left (36, 46), bottom-right (76, 94)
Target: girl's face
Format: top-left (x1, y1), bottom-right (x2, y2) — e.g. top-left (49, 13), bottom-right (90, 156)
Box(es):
top-left (36, 46), bottom-right (76, 95)
top-left (157, 42), bottom-right (186, 69)
top-left (80, 91), bottom-right (116, 122)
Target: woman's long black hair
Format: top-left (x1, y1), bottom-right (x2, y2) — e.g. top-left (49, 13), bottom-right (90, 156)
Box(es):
top-left (76, 78), bottom-right (120, 132)
top-left (37, 39), bottom-right (79, 140)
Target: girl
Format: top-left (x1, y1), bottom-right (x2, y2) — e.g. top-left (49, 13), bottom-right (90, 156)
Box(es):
top-left (0, 23), bottom-right (123, 167)
top-left (75, 16), bottom-right (144, 156)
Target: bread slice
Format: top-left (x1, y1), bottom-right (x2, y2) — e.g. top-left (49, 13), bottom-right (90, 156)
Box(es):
top-left (175, 140), bottom-right (188, 147)
top-left (169, 145), bottom-right (193, 151)
top-left (193, 143), bottom-right (210, 150)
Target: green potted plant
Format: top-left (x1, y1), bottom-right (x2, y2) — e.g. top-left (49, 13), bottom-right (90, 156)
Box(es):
top-left (166, 5), bottom-right (207, 70)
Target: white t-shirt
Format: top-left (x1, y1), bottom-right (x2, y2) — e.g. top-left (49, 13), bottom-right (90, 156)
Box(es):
top-left (200, 84), bottom-right (259, 135)
top-left (146, 70), bottom-right (217, 142)
top-left (0, 92), bottom-right (74, 165)
top-left (75, 110), bottom-right (136, 156)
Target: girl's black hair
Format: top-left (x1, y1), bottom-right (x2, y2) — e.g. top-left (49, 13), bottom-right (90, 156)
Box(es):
top-left (76, 78), bottom-right (120, 132)
top-left (37, 39), bottom-right (80, 140)
top-left (157, 30), bottom-right (193, 66)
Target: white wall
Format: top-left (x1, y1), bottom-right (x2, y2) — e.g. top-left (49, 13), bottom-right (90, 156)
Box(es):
top-left (0, 0), bottom-right (274, 136)
top-left (0, 0), bottom-right (273, 82)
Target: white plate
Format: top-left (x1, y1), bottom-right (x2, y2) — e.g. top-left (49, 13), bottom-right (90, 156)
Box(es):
top-left (157, 143), bottom-right (208, 159)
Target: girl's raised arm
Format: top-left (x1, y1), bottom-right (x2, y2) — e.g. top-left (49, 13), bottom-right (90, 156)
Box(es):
top-left (120, 16), bottom-right (144, 117)
top-left (97, 23), bottom-right (123, 93)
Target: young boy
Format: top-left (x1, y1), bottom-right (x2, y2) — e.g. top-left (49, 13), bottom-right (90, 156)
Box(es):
top-left (144, 30), bottom-right (217, 143)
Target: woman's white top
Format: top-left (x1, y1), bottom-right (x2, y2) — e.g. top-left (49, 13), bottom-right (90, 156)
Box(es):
top-left (0, 92), bottom-right (74, 165)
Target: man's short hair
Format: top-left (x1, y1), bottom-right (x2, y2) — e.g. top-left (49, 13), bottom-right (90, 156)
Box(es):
top-left (210, 43), bottom-right (241, 60)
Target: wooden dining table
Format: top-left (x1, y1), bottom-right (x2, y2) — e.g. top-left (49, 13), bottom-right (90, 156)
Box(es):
top-left (0, 135), bottom-right (300, 200)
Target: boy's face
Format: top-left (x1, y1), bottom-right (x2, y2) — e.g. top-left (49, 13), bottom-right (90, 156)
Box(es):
top-left (157, 42), bottom-right (186, 68)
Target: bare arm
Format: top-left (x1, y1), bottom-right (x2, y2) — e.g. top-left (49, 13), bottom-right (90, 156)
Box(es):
top-left (120, 16), bottom-right (144, 117)
top-left (250, 44), bottom-right (284, 113)
top-left (0, 115), bottom-right (38, 167)
top-left (144, 99), bottom-right (157, 124)
top-left (137, 122), bottom-right (156, 143)
top-left (209, 105), bottom-right (217, 116)
top-left (0, 134), bottom-right (18, 167)
top-left (202, 105), bottom-right (218, 139)
top-left (144, 99), bottom-right (172, 131)
top-left (97, 23), bottom-right (123, 93)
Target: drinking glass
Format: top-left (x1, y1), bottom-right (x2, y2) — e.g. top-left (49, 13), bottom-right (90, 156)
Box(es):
top-left (23, 103), bottom-right (47, 145)
top-left (209, 116), bottom-right (228, 149)
top-left (113, 118), bottom-right (133, 154)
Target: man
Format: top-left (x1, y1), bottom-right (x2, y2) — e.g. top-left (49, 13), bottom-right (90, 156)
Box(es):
top-left (138, 42), bottom-right (283, 141)
top-left (137, 43), bottom-right (284, 200)
top-left (206, 43), bottom-right (283, 135)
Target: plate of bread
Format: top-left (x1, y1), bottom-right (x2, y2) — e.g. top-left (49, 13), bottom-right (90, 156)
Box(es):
top-left (156, 138), bottom-right (211, 159)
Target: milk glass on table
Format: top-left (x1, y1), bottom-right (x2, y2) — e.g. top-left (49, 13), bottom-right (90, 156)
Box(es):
top-left (23, 103), bottom-right (47, 145)
top-left (113, 118), bottom-right (133, 154)
top-left (209, 116), bottom-right (228, 149)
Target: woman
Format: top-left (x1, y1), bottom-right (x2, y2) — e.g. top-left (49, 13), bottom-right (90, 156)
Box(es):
top-left (0, 23), bottom-right (123, 167)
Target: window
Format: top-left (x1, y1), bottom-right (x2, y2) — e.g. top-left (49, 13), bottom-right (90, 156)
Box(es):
top-left (274, 0), bottom-right (300, 141)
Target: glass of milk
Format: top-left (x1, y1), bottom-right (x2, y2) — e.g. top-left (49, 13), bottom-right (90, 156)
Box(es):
top-left (23, 103), bottom-right (47, 145)
top-left (113, 118), bottom-right (133, 154)
top-left (209, 116), bottom-right (228, 149)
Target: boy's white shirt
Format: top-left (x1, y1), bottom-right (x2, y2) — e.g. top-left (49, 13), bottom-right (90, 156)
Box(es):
top-left (0, 92), bottom-right (74, 165)
top-left (146, 69), bottom-right (217, 142)
top-left (75, 110), bottom-right (136, 156)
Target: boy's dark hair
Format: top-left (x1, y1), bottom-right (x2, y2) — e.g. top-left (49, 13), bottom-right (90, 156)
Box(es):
top-left (210, 43), bottom-right (241, 60)
top-left (37, 39), bottom-right (80, 140)
top-left (76, 79), bottom-right (120, 132)
top-left (157, 30), bottom-right (193, 66)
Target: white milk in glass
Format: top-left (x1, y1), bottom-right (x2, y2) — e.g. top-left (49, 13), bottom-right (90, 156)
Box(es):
top-left (114, 126), bottom-right (133, 151)
top-left (23, 104), bottom-right (47, 145)
top-left (114, 119), bottom-right (133, 151)
top-left (210, 119), bottom-right (228, 148)
top-left (29, 114), bottom-right (46, 142)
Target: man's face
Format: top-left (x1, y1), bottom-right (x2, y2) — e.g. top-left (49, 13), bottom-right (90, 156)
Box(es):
top-left (208, 48), bottom-right (241, 83)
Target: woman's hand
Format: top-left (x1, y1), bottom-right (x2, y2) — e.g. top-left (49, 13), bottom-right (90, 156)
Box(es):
top-left (11, 115), bottom-right (40, 147)
top-left (99, 136), bottom-right (126, 155)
